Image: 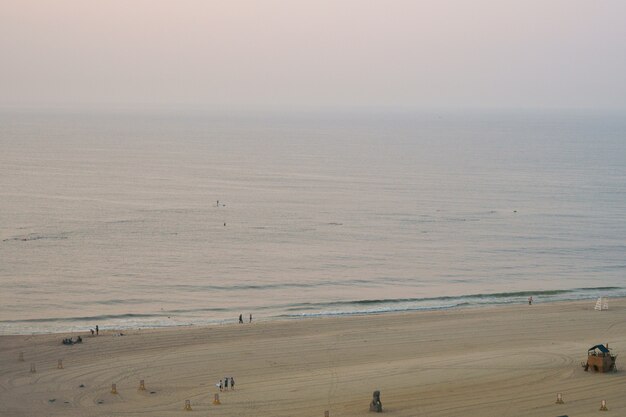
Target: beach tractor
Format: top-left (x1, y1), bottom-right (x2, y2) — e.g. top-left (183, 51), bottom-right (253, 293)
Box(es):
top-left (584, 344), bottom-right (617, 373)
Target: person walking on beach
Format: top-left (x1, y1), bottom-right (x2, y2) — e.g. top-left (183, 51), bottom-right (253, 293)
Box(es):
top-left (96, 325), bottom-right (99, 335)
top-left (239, 314), bottom-right (243, 324)
top-left (230, 376), bottom-right (235, 390)
top-left (219, 380), bottom-right (223, 392)
top-left (249, 313), bottom-right (252, 323)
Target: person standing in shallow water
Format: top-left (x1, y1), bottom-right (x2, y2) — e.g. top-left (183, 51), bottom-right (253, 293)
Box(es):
top-left (249, 313), bottom-right (252, 323)
top-left (239, 314), bottom-right (243, 324)
top-left (528, 296), bottom-right (533, 305)
top-left (96, 325), bottom-right (99, 335)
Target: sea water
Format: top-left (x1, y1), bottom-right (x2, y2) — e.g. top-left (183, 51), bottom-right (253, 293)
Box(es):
top-left (1, 109), bottom-right (625, 334)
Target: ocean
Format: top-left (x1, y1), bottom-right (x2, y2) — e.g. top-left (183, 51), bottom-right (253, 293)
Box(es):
top-left (1, 109), bottom-right (625, 334)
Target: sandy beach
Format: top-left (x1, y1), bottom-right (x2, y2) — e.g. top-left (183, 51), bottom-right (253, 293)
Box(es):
top-left (1, 298), bottom-right (625, 417)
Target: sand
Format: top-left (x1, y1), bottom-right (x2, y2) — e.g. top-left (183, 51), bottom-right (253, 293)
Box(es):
top-left (1, 298), bottom-right (625, 417)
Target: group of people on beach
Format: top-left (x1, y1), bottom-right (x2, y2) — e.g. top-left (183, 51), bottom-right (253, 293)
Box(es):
top-left (238, 314), bottom-right (252, 323)
top-left (217, 376), bottom-right (235, 392)
top-left (62, 336), bottom-right (82, 345)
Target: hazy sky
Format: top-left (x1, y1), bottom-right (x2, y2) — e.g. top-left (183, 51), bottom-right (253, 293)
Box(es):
top-left (1, 0), bottom-right (625, 110)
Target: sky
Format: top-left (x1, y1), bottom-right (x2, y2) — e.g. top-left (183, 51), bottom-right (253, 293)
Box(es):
top-left (1, 0), bottom-right (625, 111)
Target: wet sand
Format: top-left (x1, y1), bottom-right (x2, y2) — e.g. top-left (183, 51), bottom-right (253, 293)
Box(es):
top-left (1, 298), bottom-right (625, 416)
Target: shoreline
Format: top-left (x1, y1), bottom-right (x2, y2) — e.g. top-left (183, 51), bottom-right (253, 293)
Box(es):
top-left (1, 290), bottom-right (622, 336)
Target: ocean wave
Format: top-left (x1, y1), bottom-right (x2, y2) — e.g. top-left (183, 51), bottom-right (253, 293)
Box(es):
top-left (279, 301), bottom-right (474, 318)
top-left (283, 287), bottom-right (622, 310)
top-left (3, 233), bottom-right (68, 242)
top-left (163, 278), bottom-right (376, 292)
top-left (279, 287), bottom-right (625, 316)
top-left (1, 313), bottom-right (164, 324)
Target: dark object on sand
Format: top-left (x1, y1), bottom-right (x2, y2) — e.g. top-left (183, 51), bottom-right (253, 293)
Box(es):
top-left (584, 344), bottom-right (617, 372)
top-left (369, 390), bottom-right (382, 412)
top-left (62, 336), bottom-right (82, 345)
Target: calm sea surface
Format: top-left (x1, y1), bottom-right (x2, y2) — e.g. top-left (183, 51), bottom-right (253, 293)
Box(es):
top-left (1, 110), bottom-right (625, 334)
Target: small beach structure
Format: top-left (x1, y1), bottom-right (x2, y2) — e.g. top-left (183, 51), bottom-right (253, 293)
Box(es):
top-left (594, 297), bottom-right (608, 311)
top-left (584, 344), bottom-right (616, 372)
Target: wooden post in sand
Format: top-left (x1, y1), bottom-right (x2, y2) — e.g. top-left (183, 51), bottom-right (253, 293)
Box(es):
top-left (18, 352), bottom-right (24, 362)
top-left (30, 363), bottom-right (36, 373)
top-left (600, 400), bottom-right (608, 411)
top-left (555, 393), bottom-right (564, 404)
top-left (213, 393), bottom-right (221, 405)
top-left (111, 383), bottom-right (118, 394)
top-left (57, 359), bottom-right (63, 369)
top-left (138, 379), bottom-right (146, 391)
top-left (184, 399), bottom-right (192, 411)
